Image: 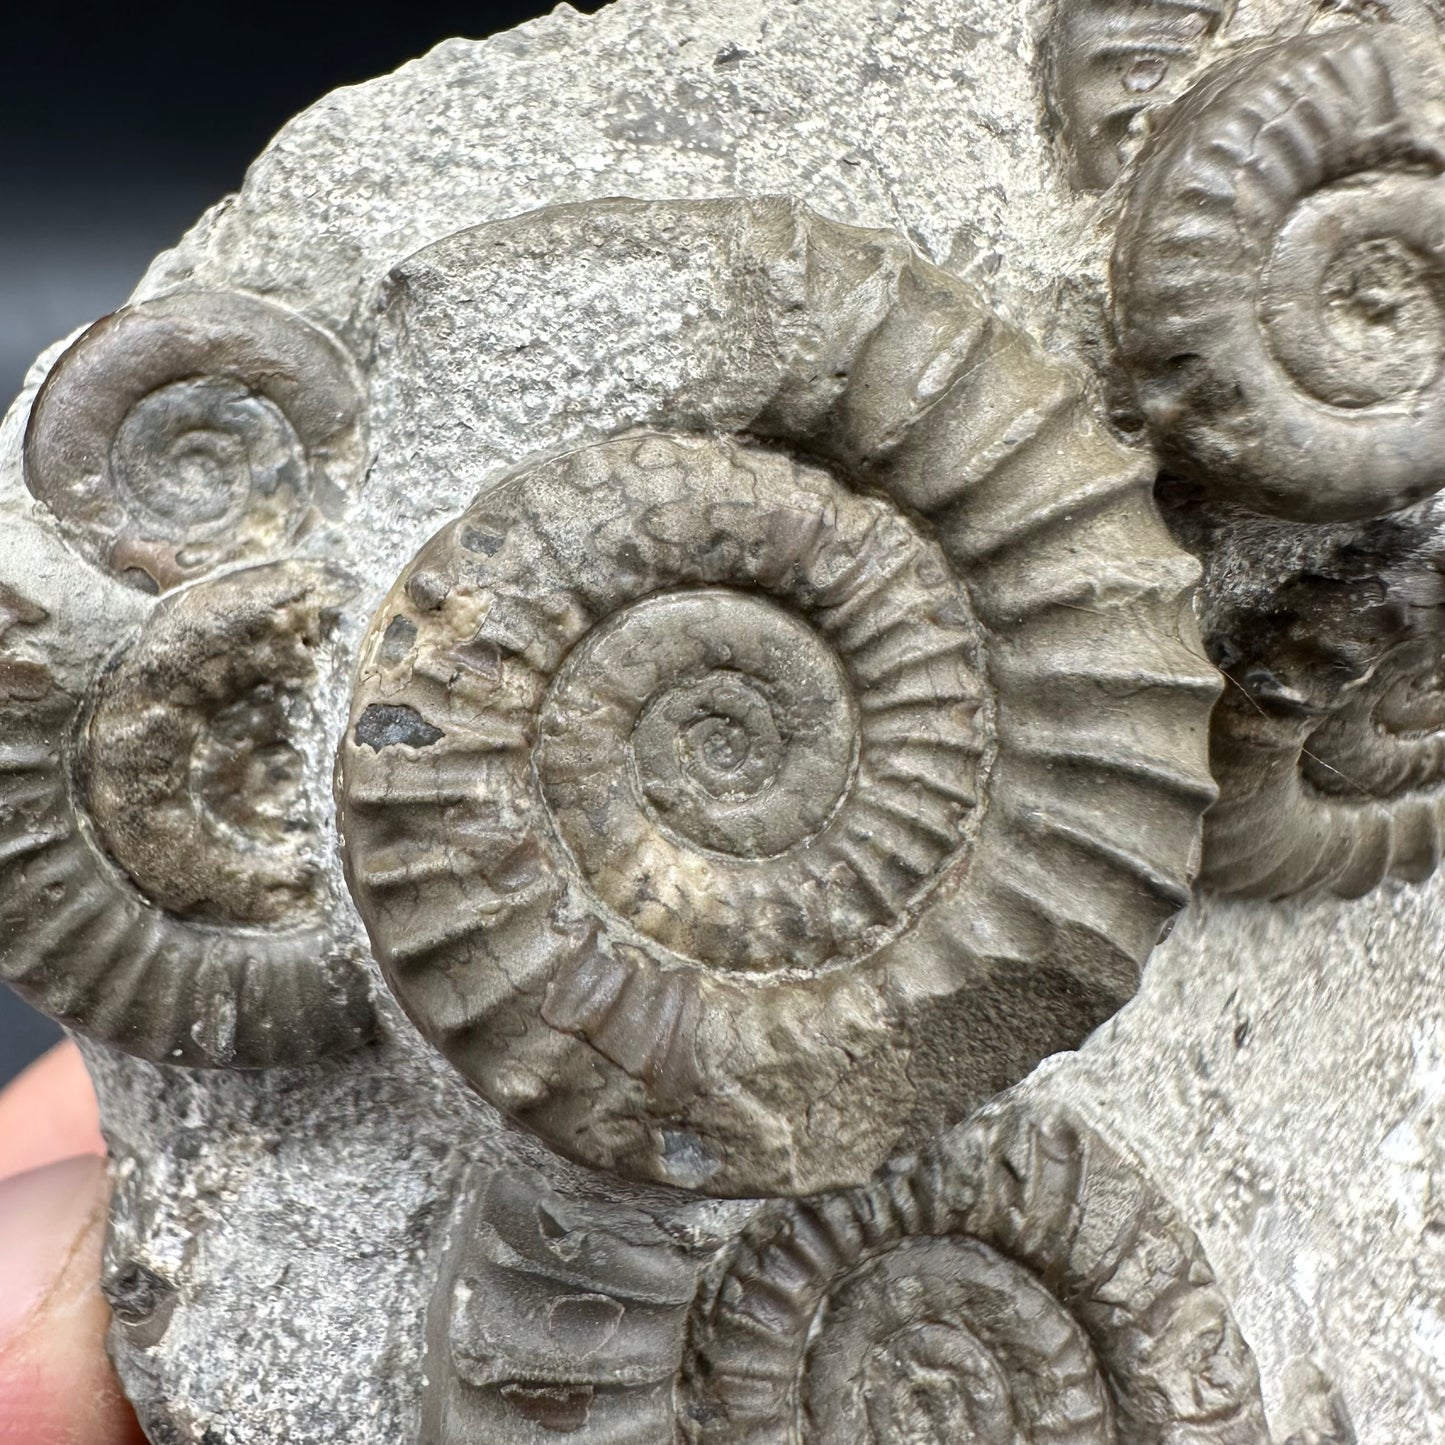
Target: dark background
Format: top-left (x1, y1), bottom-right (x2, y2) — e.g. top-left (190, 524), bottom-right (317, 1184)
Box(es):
top-left (0, 1), bottom-right (609, 1085)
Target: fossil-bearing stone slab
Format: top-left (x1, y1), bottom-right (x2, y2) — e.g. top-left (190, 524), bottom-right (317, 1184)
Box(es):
top-left (338, 198), bottom-right (1216, 1199)
top-left (3, 0), bottom-right (1445, 1440)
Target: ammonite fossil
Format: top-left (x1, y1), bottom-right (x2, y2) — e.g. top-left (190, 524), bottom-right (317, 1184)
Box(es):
top-left (0, 560), bottom-right (375, 1065)
top-left (23, 290), bottom-right (365, 592)
top-left (425, 1168), bottom-right (701, 1444)
top-left (685, 1095), bottom-right (1271, 1444)
top-left (1113, 27), bottom-right (1445, 522)
top-left (338, 197), bottom-right (1219, 1198)
top-left (1043, 0), bottom-right (1233, 190)
top-left (1201, 558), bottom-right (1445, 900)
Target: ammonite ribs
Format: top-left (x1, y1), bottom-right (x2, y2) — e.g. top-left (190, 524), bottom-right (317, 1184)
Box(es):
top-left (0, 563), bottom-right (375, 1066)
top-left (24, 291), bottom-right (365, 592)
top-left (1114, 28), bottom-right (1445, 521)
top-left (339, 197), bottom-right (1219, 1198)
top-left (425, 1169), bottom-right (700, 1445)
top-left (1202, 557), bottom-right (1445, 900)
top-left (685, 1096), bottom-right (1272, 1443)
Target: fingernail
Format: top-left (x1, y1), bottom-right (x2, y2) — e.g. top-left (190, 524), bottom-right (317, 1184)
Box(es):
top-left (0, 1156), bottom-right (105, 1347)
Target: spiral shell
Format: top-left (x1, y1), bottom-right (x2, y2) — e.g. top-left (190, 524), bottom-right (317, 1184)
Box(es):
top-left (1043, 0), bottom-right (1234, 190)
top-left (425, 1168), bottom-right (700, 1444)
top-left (685, 1099), bottom-right (1271, 1443)
top-left (1201, 564), bottom-right (1445, 899)
top-left (338, 197), bottom-right (1218, 1197)
top-left (23, 291), bottom-right (365, 591)
top-left (1113, 28), bottom-right (1445, 521)
top-left (0, 561), bottom-right (375, 1066)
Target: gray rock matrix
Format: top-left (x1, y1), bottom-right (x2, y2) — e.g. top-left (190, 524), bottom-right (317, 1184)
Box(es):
top-left (0, 0), bottom-right (1443, 1440)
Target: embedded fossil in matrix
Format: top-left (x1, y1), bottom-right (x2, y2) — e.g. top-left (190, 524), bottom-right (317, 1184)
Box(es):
top-left (0, 560), bottom-right (374, 1066)
top-left (3, 0), bottom-right (1445, 1441)
top-left (339, 199), bottom-right (1217, 1200)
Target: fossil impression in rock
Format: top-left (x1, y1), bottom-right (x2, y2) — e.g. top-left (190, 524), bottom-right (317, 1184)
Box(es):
top-left (24, 291), bottom-right (365, 592)
top-left (0, 559), bottom-right (374, 1064)
top-left (0, 287), bottom-right (374, 1065)
top-left (421, 1094), bottom-right (1271, 1444)
top-left (424, 1167), bottom-right (702, 1443)
top-left (685, 1097), bottom-right (1271, 1444)
top-left (1114, 27), bottom-right (1445, 522)
top-left (1199, 544), bottom-right (1445, 900)
top-left (7, 0), bottom-right (1445, 1438)
top-left (339, 198), bottom-right (1218, 1198)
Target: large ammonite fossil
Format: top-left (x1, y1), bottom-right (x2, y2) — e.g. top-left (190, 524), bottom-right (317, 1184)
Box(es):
top-left (425, 1167), bottom-right (701, 1444)
top-left (1113, 26), bottom-right (1445, 522)
top-left (338, 197), bottom-right (1218, 1197)
top-left (684, 1096), bottom-right (1271, 1444)
top-left (1201, 555), bottom-right (1445, 900)
top-left (0, 560), bottom-right (375, 1066)
top-left (24, 291), bottom-right (365, 592)
top-left (1042, 0), bottom-right (1234, 191)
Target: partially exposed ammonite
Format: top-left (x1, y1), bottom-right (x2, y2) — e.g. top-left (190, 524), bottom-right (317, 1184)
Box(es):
top-left (0, 561), bottom-right (375, 1065)
top-left (1042, 0), bottom-right (1234, 191)
top-left (685, 1097), bottom-right (1271, 1443)
top-left (425, 1167), bottom-right (701, 1444)
top-left (24, 291), bottom-right (365, 592)
top-left (1201, 562), bottom-right (1445, 899)
top-left (339, 198), bottom-right (1218, 1197)
top-left (1113, 27), bottom-right (1445, 522)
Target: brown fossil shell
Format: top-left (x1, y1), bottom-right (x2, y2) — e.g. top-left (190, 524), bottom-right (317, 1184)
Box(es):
top-left (23, 291), bottom-right (365, 592)
top-left (424, 1168), bottom-right (700, 1444)
top-left (1043, 0), bottom-right (1234, 190)
top-left (0, 561), bottom-right (375, 1066)
top-left (1201, 563), bottom-right (1445, 899)
top-left (685, 1097), bottom-right (1273, 1444)
top-left (1113, 28), bottom-right (1445, 522)
top-left (338, 197), bottom-right (1218, 1198)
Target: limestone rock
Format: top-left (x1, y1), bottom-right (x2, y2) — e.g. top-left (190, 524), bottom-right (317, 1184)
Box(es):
top-left (3, 0), bottom-right (1445, 1440)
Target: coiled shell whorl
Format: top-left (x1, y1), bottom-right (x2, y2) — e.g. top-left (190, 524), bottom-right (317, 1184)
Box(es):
top-left (425, 1168), bottom-right (702, 1444)
top-left (0, 561), bottom-right (375, 1066)
top-left (1201, 557), bottom-right (1445, 900)
top-left (338, 197), bottom-right (1218, 1198)
top-left (23, 291), bottom-right (365, 592)
top-left (684, 1097), bottom-right (1271, 1443)
top-left (1113, 28), bottom-right (1445, 521)
top-left (1043, 0), bottom-right (1234, 191)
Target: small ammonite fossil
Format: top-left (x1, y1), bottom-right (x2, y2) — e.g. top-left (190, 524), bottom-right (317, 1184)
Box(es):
top-left (23, 290), bottom-right (366, 592)
top-left (1113, 27), bottom-right (1445, 522)
top-left (424, 1167), bottom-right (701, 1444)
top-left (339, 197), bottom-right (1219, 1198)
top-left (0, 560), bottom-right (375, 1066)
top-left (684, 1096), bottom-right (1273, 1444)
top-left (1202, 559), bottom-right (1445, 900)
top-left (1042, 0), bottom-right (1234, 191)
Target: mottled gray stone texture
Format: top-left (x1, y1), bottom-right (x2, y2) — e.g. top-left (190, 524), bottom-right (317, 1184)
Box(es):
top-left (2, 0), bottom-right (1444, 1440)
